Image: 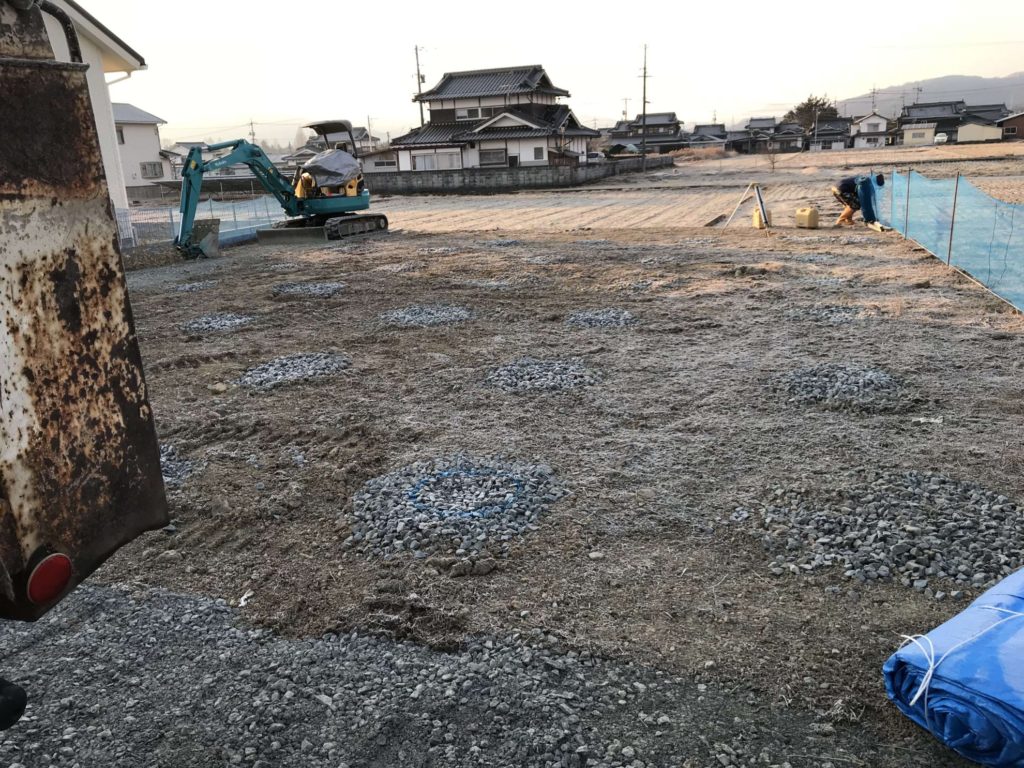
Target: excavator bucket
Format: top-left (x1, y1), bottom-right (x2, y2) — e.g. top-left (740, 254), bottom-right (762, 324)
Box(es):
top-left (0, 2), bottom-right (168, 621)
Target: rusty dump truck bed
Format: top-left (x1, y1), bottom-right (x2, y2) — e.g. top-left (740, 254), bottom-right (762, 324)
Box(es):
top-left (0, 2), bottom-right (168, 621)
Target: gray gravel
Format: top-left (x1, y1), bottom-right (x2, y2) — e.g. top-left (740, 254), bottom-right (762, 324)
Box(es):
top-left (380, 305), bottom-right (473, 328)
top-left (741, 470), bottom-right (1024, 595)
top-left (174, 280), bottom-right (218, 293)
top-left (180, 313), bottom-right (255, 334)
top-left (345, 455), bottom-right (564, 560)
top-left (271, 282), bottom-right (346, 298)
top-left (486, 358), bottom-right (600, 394)
top-left (237, 353), bottom-right (351, 390)
top-left (0, 584), bottom-right (863, 768)
top-left (784, 306), bottom-right (864, 325)
top-left (159, 444), bottom-right (200, 487)
top-left (479, 239), bottom-right (522, 247)
top-left (565, 309), bottom-right (635, 329)
top-left (770, 363), bottom-right (906, 412)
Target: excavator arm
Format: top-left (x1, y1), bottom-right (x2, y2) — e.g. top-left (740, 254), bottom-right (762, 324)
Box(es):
top-left (175, 139), bottom-right (300, 257)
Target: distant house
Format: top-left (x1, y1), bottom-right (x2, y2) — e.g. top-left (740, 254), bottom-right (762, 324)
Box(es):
top-left (808, 118), bottom-right (851, 151)
top-left (998, 111), bottom-right (1024, 140)
top-left (390, 64), bottom-right (599, 171)
top-left (768, 122), bottom-right (805, 152)
top-left (688, 123), bottom-right (727, 148)
top-left (360, 147), bottom-right (400, 174)
top-left (851, 112), bottom-right (889, 149)
top-left (901, 122), bottom-right (937, 146)
top-left (897, 101), bottom-right (1008, 143)
top-left (609, 112), bottom-right (688, 153)
top-left (45, 1), bottom-right (146, 211)
top-left (112, 103), bottom-right (170, 195)
top-left (726, 117), bottom-right (777, 154)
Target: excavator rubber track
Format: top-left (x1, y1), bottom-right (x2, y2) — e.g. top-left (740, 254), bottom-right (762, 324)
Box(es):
top-left (324, 214), bottom-right (389, 239)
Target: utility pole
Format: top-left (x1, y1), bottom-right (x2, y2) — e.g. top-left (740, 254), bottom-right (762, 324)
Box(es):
top-left (366, 115), bottom-right (372, 152)
top-left (870, 86), bottom-right (877, 112)
top-left (414, 45), bottom-right (426, 127)
top-left (640, 44), bottom-right (648, 172)
top-left (248, 119), bottom-right (256, 144)
top-left (622, 97), bottom-right (630, 120)
top-left (913, 85), bottom-right (923, 104)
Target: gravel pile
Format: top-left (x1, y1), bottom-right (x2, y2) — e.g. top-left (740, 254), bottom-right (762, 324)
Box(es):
top-left (159, 444), bottom-right (200, 487)
top-left (485, 357), bottom-right (600, 394)
top-left (180, 313), bottom-right (254, 334)
top-left (237, 353), bottom-right (350, 390)
top-left (566, 309), bottom-right (635, 329)
top-left (742, 471), bottom-right (1024, 595)
top-left (462, 278), bottom-right (512, 290)
top-left (770, 363), bottom-right (905, 411)
top-left (784, 305), bottom-right (863, 325)
top-left (271, 282), bottom-right (345, 298)
top-left (380, 304), bottom-right (473, 327)
top-left (0, 584), bottom-right (838, 768)
top-left (346, 455), bottom-right (564, 559)
top-left (480, 239), bottom-right (521, 247)
top-left (174, 280), bottom-right (218, 293)
top-left (377, 261), bottom-right (426, 273)
top-left (417, 247), bottom-right (460, 255)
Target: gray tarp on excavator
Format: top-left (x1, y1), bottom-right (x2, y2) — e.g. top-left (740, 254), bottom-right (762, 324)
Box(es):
top-left (301, 149), bottom-right (361, 187)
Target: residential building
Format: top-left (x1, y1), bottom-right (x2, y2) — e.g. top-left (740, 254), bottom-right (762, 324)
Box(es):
top-left (851, 112), bottom-right (889, 149)
top-left (808, 117), bottom-right (851, 151)
top-left (897, 101), bottom-right (1009, 143)
top-left (768, 122), bottom-right (805, 152)
top-left (389, 65), bottom-right (600, 171)
top-left (998, 112), bottom-right (1024, 140)
top-left (608, 112), bottom-right (687, 153)
top-left (901, 122), bottom-right (937, 146)
top-left (113, 103), bottom-right (170, 195)
top-left (360, 147), bottom-right (400, 174)
top-left (43, 1), bottom-right (146, 210)
top-left (956, 116), bottom-right (1003, 143)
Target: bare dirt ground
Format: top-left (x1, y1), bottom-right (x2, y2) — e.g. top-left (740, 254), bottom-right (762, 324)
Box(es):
top-left (8, 146), bottom-right (1024, 767)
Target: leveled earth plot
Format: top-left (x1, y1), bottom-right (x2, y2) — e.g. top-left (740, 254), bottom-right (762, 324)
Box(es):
top-left (6, 163), bottom-right (1024, 767)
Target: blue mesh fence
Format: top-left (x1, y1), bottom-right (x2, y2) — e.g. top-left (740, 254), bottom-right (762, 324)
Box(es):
top-left (881, 170), bottom-right (1024, 309)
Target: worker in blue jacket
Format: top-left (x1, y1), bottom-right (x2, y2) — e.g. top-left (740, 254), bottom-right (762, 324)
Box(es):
top-left (833, 173), bottom-right (885, 226)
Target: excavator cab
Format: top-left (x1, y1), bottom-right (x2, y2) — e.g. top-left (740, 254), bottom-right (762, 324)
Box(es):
top-left (293, 120), bottom-right (366, 199)
top-left (0, 0), bottom-right (169, 727)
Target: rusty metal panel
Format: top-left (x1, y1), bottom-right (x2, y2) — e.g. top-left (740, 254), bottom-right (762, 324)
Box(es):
top-left (0, 4), bottom-right (168, 620)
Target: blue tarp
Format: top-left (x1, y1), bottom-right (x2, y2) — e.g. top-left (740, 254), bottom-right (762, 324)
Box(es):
top-left (884, 568), bottom-right (1024, 767)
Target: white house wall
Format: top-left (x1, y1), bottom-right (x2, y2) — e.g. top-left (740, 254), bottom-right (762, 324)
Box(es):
top-left (957, 123), bottom-right (1002, 143)
top-left (118, 123), bottom-right (165, 188)
top-left (42, 14), bottom-right (129, 210)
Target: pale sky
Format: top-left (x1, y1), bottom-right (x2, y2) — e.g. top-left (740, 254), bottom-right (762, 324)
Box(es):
top-left (82, 0), bottom-right (1024, 145)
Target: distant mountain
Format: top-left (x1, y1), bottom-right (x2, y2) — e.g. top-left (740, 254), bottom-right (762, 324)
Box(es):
top-left (838, 72), bottom-right (1024, 119)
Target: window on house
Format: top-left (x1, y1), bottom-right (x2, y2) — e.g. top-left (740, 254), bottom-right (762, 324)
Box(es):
top-left (436, 152), bottom-right (461, 170)
top-left (533, 147), bottom-right (544, 160)
top-left (373, 160), bottom-right (397, 167)
top-left (116, 127), bottom-right (125, 145)
top-left (140, 162), bottom-right (163, 179)
top-left (820, 143), bottom-right (831, 151)
top-left (412, 154), bottom-right (437, 171)
top-left (867, 122), bottom-right (881, 131)
top-left (866, 137), bottom-right (879, 145)
top-left (479, 149), bottom-right (507, 166)
top-left (911, 131), bottom-right (925, 139)
top-left (1006, 126), bottom-right (1018, 135)
top-left (456, 107), bottom-right (481, 121)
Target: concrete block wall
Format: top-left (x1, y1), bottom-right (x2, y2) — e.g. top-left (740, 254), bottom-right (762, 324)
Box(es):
top-left (365, 157), bottom-right (674, 195)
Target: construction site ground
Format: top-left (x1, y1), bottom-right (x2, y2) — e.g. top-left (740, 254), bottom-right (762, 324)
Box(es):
top-left (3, 143), bottom-right (1024, 768)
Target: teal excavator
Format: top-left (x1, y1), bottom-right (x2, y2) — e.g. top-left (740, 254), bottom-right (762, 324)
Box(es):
top-left (175, 120), bottom-right (388, 258)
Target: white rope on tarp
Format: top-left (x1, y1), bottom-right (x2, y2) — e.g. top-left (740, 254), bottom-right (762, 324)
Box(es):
top-left (898, 606), bottom-right (1024, 724)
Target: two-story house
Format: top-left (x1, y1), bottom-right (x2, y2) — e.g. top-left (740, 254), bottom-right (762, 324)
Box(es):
top-left (768, 122), bottom-right (805, 152)
top-left (113, 103), bottom-right (171, 196)
top-left (688, 123), bottom-right (727, 148)
top-left (808, 118), bottom-right (852, 151)
top-left (608, 112), bottom-right (687, 153)
top-left (389, 65), bottom-right (599, 171)
top-left (897, 101), bottom-right (1006, 144)
top-left (851, 112), bottom-right (889, 149)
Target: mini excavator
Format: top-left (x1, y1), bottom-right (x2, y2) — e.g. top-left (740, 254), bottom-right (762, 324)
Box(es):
top-left (175, 121), bottom-right (389, 258)
top-left (0, 0), bottom-right (169, 728)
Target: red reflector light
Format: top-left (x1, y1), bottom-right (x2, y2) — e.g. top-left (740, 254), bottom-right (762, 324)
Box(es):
top-left (27, 554), bottom-right (73, 605)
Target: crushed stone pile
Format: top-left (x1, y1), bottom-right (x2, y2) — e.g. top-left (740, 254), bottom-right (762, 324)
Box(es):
top-left (486, 358), bottom-right (600, 394)
top-left (180, 313), bottom-right (254, 334)
top-left (345, 456), bottom-right (564, 559)
top-left (159, 444), bottom-right (200, 487)
top-left (566, 309), bottom-right (635, 329)
top-left (271, 282), bottom-right (345, 298)
top-left (771, 363), bottom-right (905, 411)
top-left (740, 471), bottom-right (1024, 596)
top-left (238, 353), bottom-right (350, 390)
top-left (380, 305), bottom-right (473, 327)
top-left (174, 280), bottom-right (218, 293)
top-left (0, 584), bottom-right (845, 768)
top-left (784, 306), bottom-right (864, 325)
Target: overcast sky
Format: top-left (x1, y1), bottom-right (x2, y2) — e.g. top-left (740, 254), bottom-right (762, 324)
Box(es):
top-left (82, 0), bottom-right (1024, 145)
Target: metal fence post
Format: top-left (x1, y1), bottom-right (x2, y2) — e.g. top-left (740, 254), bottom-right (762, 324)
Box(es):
top-left (903, 168), bottom-right (911, 240)
top-left (890, 166), bottom-right (896, 226)
top-left (167, 207), bottom-right (174, 240)
top-left (946, 172), bottom-right (960, 266)
top-left (232, 203), bottom-right (238, 232)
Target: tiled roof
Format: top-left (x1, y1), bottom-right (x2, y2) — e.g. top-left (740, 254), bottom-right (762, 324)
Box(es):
top-left (393, 105), bottom-right (598, 147)
top-left (693, 123), bottom-right (726, 136)
top-left (629, 112), bottom-right (678, 125)
top-left (417, 65), bottom-right (569, 101)
top-left (112, 103), bottom-right (164, 124)
top-left (747, 117), bottom-right (776, 129)
top-left (390, 123), bottom-right (465, 147)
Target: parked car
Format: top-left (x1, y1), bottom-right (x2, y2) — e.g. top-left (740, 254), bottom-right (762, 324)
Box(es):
top-left (934, 133), bottom-right (948, 145)
top-left (586, 152), bottom-right (606, 163)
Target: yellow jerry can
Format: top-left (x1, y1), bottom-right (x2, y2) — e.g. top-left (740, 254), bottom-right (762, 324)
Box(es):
top-left (796, 207), bottom-right (820, 229)
top-left (753, 207), bottom-right (772, 229)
